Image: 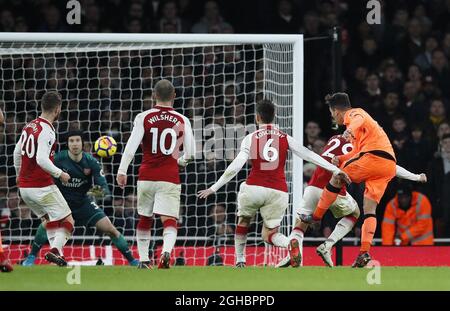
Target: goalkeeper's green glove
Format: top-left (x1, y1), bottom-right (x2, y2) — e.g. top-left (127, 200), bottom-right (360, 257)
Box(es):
top-left (87, 185), bottom-right (105, 198)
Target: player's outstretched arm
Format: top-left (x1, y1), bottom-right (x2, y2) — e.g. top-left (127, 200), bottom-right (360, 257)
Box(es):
top-left (117, 113), bottom-right (145, 189)
top-left (13, 135), bottom-right (23, 181)
top-left (178, 117), bottom-right (196, 167)
top-left (36, 125), bottom-right (67, 181)
top-left (197, 134), bottom-right (251, 199)
top-left (0, 108), bottom-right (4, 125)
top-left (90, 156), bottom-right (111, 198)
top-left (396, 165), bottom-right (427, 183)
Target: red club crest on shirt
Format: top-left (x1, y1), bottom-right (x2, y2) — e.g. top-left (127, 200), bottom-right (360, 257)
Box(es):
top-left (83, 168), bottom-right (91, 176)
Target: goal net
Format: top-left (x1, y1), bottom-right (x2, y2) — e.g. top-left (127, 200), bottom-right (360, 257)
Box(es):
top-left (0, 33), bottom-right (303, 266)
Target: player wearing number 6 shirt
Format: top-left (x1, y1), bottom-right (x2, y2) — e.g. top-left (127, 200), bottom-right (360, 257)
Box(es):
top-left (117, 80), bottom-right (195, 269)
top-left (197, 100), bottom-right (348, 267)
top-left (276, 135), bottom-right (428, 268)
top-left (13, 92), bottom-right (73, 267)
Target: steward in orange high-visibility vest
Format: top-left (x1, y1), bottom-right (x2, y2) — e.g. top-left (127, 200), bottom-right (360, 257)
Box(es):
top-left (382, 182), bottom-right (434, 245)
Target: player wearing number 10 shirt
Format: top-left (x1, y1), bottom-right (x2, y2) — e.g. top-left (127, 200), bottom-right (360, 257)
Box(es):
top-left (117, 80), bottom-right (196, 269)
top-left (13, 92), bottom-right (74, 267)
top-left (198, 100), bottom-right (347, 267)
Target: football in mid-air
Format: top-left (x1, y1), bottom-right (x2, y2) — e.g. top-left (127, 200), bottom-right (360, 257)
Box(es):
top-left (94, 136), bottom-right (117, 158)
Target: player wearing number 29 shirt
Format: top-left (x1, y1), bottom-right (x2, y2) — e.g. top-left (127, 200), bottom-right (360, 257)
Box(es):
top-left (197, 100), bottom-right (347, 267)
top-left (117, 80), bottom-right (196, 269)
top-left (13, 92), bottom-right (74, 267)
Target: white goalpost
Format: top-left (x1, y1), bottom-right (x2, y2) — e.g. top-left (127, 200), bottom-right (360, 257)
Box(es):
top-left (0, 33), bottom-right (303, 266)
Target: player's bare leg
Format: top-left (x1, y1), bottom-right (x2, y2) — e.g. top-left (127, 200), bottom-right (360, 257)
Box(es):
top-left (352, 198), bottom-right (377, 268)
top-left (0, 232), bottom-right (13, 272)
top-left (95, 217), bottom-right (138, 266)
top-left (136, 215), bottom-right (153, 269)
top-left (159, 215), bottom-right (178, 269)
top-left (44, 214), bottom-right (74, 267)
top-left (262, 226), bottom-right (289, 248)
top-left (316, 208), bottom-right (360, 267)
top-left (262, 225), bottom-right (290, 266)
top-left (235, 216), bottom-right (251, 267)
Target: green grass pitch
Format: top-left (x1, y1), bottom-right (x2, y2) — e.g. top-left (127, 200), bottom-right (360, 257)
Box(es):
top-left (1, 266), bottom-right (450, 291)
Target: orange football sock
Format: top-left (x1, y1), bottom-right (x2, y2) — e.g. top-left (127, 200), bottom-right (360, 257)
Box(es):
top-left (360, 215), bottom-right (377, 253)
top-left (312, 183), bottom-right (340, 220)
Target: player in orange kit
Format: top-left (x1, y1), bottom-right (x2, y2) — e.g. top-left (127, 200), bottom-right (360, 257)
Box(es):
top-left (300, 92), bottom-right (397, 267)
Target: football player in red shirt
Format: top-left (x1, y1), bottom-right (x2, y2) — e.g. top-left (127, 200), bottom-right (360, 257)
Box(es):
top-left (13, 92), bottom-right (73, 266)
top-left (117, 80), bottom-right (196, 269)
top-left (198, 100), bottom-right (348, 267)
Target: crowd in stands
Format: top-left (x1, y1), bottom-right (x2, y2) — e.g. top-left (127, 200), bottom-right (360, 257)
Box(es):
top-left (0, 0), bottom-right (449, 242)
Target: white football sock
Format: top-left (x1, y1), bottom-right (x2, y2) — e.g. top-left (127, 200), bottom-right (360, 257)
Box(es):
top-left (137, 230), bottom-right (151, 262)
top-left (269, 232), bottom-right (289, 248)
top-left (326, 216), bottom-right (356, 249)
top-left (290, 227), bottom-right (305, 246)
top-left (52, 228), bottom-right (71, 255)
top-left (235, 233), bottom-right (247, 264)
top-left (46, 228), bottom-right (57, 247)
top-left (162, 226), bottom-right (177, 254)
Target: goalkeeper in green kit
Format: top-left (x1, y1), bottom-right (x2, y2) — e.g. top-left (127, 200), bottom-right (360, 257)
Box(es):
top-left (22, 130), bottom-right (138, 266)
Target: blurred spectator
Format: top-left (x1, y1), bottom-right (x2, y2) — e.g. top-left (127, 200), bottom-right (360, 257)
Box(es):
top-left (191, 1), bottom-right (233, 33)
top-left (38, 5), bottom-right (68, 32)
top-left (14, 16), bottom-right (28, 32)
top-left (174, 250), bottom-right (186, 266)
top-left (112, 196), bottom-right (136, 236)
top-left (404, 126), bottom-right (433, 175)
top-left (303, 162), bottom-right (316, 186)
top-left (442, 33), bottom-right (450, 59)
top-left (427, 50), bottom-right (450, 98)
top-left (356, 38), bottom-right (381, 72)
top-left (415, 36), bottom-right (439, 71)
top-left (381, 63), bottom-right (403, 94)
top-left (311, 137), bottom-right (326, 155)
top-left (382, 182), bottom-right (433, 245)
top-left (206, 246), bottom-right (224, 266)
top-left (304, 121), bottom-right (321, 149)
top-left (354, 73), bottom-right (382, 114)
top-left (209, 204), bottom-right (234, 237)
top-left (404, 80), bottom-right (427, 125)
top-left (158, 0), bottom-right (189, 33)
top-left (437, 121), bottom-right (450, 142)
top-left (378, 92), bottom-right (401, 130)
top-left (423, 98), bottom-right (448, 141)
top-left (0, 10), bottom-right (15, 32)
top-left (397, 18), bottom-right (424, 71)
top-left (271, 0), bottom-right (301, 34)
top-left (407, 64), bottom-right (423, 89)
top-left (428, 134), bottom-right (450, 237)
top-left (390, 115), bottom-right (409, 166)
